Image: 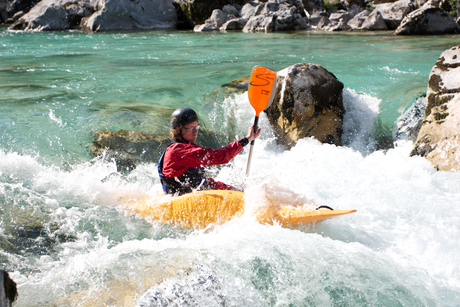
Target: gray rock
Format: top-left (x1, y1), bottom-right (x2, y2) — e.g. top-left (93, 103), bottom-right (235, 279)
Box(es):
top-left (265, 63), bottom-right (345, 148)
top-left (220, 17), bottom-right (247, 31)
top-left (9, 0), bottom-right (72, 31)
top-left (328, 20), bottom-right (352, 31)
top-left (316, 16), bottom-right (332, 29)
top-left (194, 22), bottom-right (217, 31)
top-left (204, 9), bottom-right (227, 28)
top-left (394, 6), bottom-right (459, 35)
top-left (81, 0), bottom-right (177, 32)
top-left (361, 9), bottom-right (388, 30)
top-left (222, 4), bottom-right (238, 16)
top-left (330, 10), bottom-right (353, 23)
top-left (348, 9), bottom-right (370, 29)
top-left (393, 96), bottom-right (426, 143)
top-left (178, 0), bottom-right (246, 26)
top-left (242, 14), bottom-right (276, 32)
top-left (410, 46), bottom-right (460, 171)
top-left (240, 2), bottom-right (262, 19)
top-left (373, 0), bottom-right (415, 29)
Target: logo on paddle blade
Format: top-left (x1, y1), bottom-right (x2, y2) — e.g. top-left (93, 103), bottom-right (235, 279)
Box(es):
top-left (250, 74), bottom-right (275, 87)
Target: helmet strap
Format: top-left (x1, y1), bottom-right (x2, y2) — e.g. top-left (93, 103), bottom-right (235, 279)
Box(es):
top-left (177, 127), bottom-right (191, 144)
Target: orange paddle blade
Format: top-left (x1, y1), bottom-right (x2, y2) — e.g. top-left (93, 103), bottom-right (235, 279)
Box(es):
top-left (248, 66), bottom-right (277, 116)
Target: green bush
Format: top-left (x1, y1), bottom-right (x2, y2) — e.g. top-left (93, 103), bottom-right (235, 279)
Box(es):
top-left (323, 0), bottom-right (340, 12)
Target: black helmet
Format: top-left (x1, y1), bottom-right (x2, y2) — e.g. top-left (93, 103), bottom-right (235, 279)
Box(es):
top-left (170, 108), bottom-right (199, 128)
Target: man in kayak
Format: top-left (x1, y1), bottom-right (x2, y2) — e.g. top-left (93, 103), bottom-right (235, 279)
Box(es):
top-left (158, 107), bottom-right (261, 196)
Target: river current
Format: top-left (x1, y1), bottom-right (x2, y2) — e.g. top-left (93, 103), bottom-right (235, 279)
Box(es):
top-left (1, 27), bottom-right (459, 306)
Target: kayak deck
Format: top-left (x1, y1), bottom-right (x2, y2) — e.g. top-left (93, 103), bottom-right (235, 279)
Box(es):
top-left (127, 190), bottom-right (356, 229)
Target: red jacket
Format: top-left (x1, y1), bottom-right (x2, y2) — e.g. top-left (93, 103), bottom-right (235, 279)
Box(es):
top-left (162, 140), bottom-right (244, 190)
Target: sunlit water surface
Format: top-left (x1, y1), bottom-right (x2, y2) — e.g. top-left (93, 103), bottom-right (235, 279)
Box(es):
top-left (1, 27), bottom-right (459, 306)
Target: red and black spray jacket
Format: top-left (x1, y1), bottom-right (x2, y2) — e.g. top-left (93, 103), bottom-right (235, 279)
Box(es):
top-left (158, 139), bottom-right (248, 196)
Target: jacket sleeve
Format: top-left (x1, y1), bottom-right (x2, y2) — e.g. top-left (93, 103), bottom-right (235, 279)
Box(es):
top-left (207, 177), bottom-right (235, 190)
top-left (162, 141), bottom-right (244, 178)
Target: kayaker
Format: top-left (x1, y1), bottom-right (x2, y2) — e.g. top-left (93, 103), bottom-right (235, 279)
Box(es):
top-left (158, 107), bottom-right (261, 196)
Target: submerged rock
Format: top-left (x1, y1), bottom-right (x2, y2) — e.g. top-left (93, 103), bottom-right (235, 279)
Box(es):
top-left (393, 96), bottom-right (426, 143)
top-left (90, 130), bottom-right (171, 172)
top-left (410, 46), bottom-right (460, 171)
top-left (265, 63), bottom-right (344, 148)
top-left (90, 128), bottom-right (228, 172)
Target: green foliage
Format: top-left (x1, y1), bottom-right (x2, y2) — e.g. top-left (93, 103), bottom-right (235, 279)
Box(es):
top-left (323, 0), bottom-right (340, 12)
top-left (447, 0), bottom-right (459, 17)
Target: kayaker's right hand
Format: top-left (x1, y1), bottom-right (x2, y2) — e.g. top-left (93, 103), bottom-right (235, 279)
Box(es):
top-left (246, 124), bottom-right (261, 142)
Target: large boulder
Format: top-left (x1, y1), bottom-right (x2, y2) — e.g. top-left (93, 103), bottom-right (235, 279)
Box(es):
top-left (1, 0), bottom-right (40, 23)
top-left (81, 0), bottom-right (177, 32)
top-left (360, 9), bottom-right (388, 30)
top-left (373, 0), bottom-right (415, 29)
top-left (410, 46), bottom-right (460, 172)
top-left (348, 9), bottom-right (370, 29)
top-left (394, 3), bottom-right (459, 35)
top-left (9, 0), bottom-right (92, 31)
top-left (265, 63), bottom-right (345, 148)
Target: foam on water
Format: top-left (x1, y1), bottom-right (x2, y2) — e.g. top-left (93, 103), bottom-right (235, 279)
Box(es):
top-left (3, 88), bottom-right (459, 306)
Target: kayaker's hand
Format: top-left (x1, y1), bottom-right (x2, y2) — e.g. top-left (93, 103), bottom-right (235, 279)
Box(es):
top-left (246, 124), bottom-right (261, 142)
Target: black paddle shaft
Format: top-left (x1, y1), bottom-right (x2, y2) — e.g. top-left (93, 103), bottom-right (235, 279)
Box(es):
top-left (251, 116), bottom-right (259, 145)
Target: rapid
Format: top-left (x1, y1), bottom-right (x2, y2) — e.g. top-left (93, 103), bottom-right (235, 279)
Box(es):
top-left (1, 27), bottom-right (459, 306)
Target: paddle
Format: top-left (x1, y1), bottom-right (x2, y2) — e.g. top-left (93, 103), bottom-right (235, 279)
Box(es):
top-left (245, 66), bottom-right (277, 176)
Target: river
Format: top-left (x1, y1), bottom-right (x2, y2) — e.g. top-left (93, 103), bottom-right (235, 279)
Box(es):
top-left (1, 27), bottom-right (459, 306)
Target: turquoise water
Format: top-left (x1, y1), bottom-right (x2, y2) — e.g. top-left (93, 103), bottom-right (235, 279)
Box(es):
top-left (1, 27), bottom-right (460, 306)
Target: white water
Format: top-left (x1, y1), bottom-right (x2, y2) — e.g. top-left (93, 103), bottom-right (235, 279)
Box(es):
top-left (2, 88), bottom-right (459, 306)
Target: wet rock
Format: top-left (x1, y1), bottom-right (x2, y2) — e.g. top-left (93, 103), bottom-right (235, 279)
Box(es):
top-left (394, 3), bottom-right (459, 35)
top-left (90, 128), bottom-right (228, 171)
top-left (410, 46), bottom-right (460, 172)
top-left (90, 130), bottom-right (171, 172)
top-left (0, 270), bottom-right (17, 307)
top-left (393, 96), bottom-right (426, 143)
top-left (265, 63), bottom-right (344, 148)
top-left (221, 76), bottom-right (250, 90)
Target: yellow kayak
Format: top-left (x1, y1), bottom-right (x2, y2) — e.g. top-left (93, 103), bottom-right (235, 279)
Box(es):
top-left (126, 190), bottom-right (356, 229)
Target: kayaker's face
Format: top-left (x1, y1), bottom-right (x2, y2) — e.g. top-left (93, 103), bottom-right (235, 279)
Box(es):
top-left (179, 121), bottom-right (199, 143)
